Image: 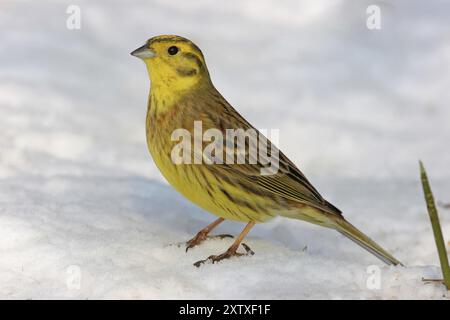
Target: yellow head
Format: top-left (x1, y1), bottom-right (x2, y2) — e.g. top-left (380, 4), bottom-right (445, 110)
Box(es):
top-left (131, 35), bottom-right (211, 94)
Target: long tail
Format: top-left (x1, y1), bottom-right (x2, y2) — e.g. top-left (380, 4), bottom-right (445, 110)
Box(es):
top-left (333, 217), bottom-right (402, 266)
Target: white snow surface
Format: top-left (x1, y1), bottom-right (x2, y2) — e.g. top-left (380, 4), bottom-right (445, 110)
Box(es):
top-left (1, 0), bottom-right (450, 299)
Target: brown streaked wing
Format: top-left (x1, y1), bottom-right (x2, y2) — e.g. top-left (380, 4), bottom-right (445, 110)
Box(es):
top-left (198, 88), bottom-right (342, 216)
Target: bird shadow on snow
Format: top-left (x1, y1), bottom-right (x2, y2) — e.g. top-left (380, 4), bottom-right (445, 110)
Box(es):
top-left (121, 175), bottom-right (341, 256)
top-left (122, 176), bottom-right (429, 268)
top-left (9, 173), bottom-right (402, 267)
top-left (120, 176), bottom-right (220, 235)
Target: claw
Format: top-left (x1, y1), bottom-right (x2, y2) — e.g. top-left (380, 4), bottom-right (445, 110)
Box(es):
top-left (422, 278), bottom-right (446, 284)
top-left (185, 218), bottom-right (227, 252)
top-left (185, 231), bottom-right (208, 252)
top-left (241, 243), bottom-right (254, 256)
top-left (185, 233), bottom-right (234, 252)
top-left (193, 243), bottom-right (254, 267)
top-left (210, 234), bottom-right (234, 239)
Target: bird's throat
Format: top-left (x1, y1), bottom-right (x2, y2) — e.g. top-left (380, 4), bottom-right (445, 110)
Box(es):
top-left (148, 85), bottom-right (182, 115)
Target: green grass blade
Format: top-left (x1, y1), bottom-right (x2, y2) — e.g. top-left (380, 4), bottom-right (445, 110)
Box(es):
top-left (419, 161), bottom-right (450, 290)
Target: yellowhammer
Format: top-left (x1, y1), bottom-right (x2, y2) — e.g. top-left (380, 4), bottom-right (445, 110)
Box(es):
top-left (131, 35), bottom-right (402, 267)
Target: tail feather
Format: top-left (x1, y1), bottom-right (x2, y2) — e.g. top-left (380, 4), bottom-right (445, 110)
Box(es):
top-left (333, 218), bottom-right (402, 266)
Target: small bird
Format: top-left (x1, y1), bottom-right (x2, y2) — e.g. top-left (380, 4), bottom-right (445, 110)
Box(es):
top-left (131, 35), bottom-right (402, 267)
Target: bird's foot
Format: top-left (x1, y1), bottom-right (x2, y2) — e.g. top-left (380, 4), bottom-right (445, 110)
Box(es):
top-left (185, 232), bottom-right (233, 252)
top-left (193, 243), bottom-right (254, 267)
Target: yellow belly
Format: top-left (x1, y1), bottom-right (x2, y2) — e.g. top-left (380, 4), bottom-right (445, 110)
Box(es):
top-left (146, 122), bottom-right (274, 223)
top-left (149, 150), bottom-right (272, 222)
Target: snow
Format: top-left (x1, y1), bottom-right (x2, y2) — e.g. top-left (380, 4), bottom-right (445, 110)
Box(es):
top-left (1, 0), bottom-right (449, 299)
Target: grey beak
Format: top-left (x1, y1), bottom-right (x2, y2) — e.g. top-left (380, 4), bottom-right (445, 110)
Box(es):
top-left (130, 44), bottom-right (155, 59)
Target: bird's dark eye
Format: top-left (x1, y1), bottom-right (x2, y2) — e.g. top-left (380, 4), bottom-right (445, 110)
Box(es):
top-left (168, 46), bottom-right (179, 55)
